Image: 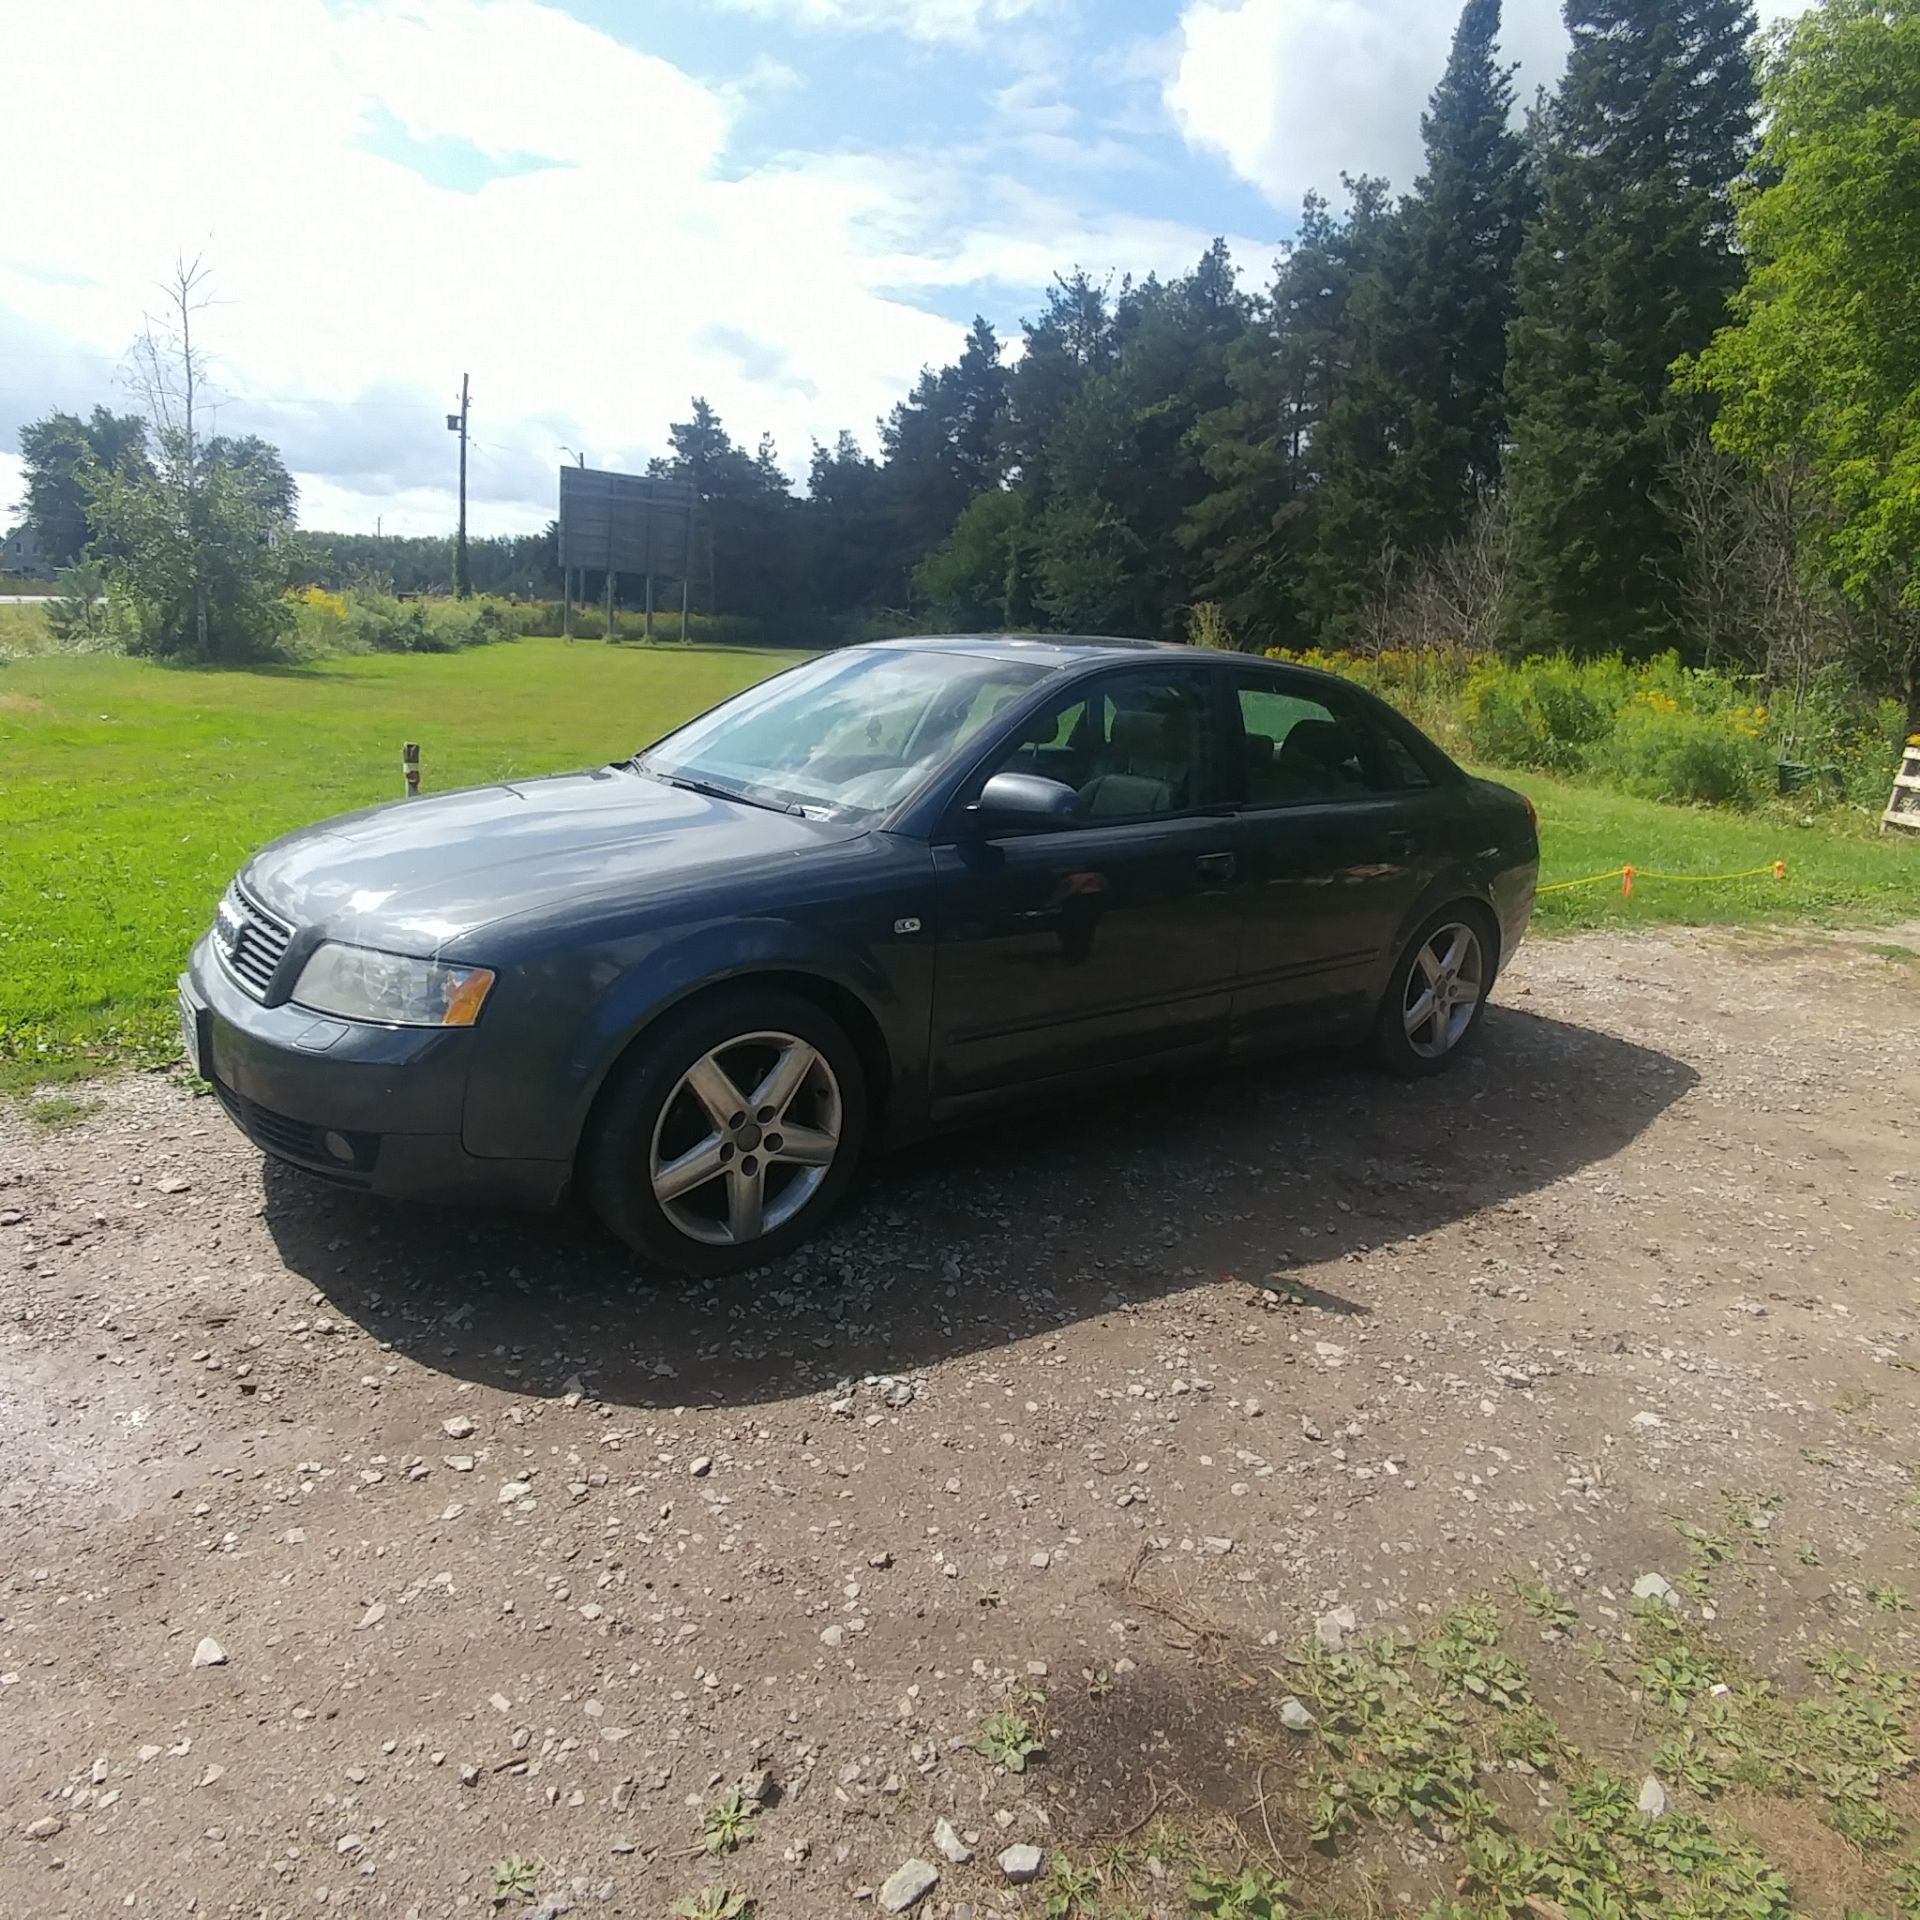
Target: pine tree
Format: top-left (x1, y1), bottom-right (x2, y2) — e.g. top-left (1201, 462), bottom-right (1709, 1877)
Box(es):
top-left (1308, 0), bottom-right (1531, 640)
top-left (1179, 185), bottom-right (1392, 649)
top-left (1504, 0), bottom-right (1758, 656)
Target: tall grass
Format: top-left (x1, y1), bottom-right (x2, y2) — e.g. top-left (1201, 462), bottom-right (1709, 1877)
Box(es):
top-left (1274, 646), bottom-right (1910, 811)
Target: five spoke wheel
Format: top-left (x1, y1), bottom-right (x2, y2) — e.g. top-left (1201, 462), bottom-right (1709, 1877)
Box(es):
top-left (1401, 922), bottom-right (1485, 1061)
top-left (648, 1030), bottom-right (844, 1247)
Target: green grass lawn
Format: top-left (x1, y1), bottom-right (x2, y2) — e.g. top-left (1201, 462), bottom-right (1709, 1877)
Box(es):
top-left (3, 637), bottom-right (1917, 1091)
top-left (1491, 764), bottom-right (1920, 931)
top-left (0, 639), bottom-right (790, 1088)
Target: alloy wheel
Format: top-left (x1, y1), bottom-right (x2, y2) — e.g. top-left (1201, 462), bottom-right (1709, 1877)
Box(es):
top-left (647, 1030), bottom-right (844, 1246)
top-left (1402, 922), bottom-right (1485, 1060)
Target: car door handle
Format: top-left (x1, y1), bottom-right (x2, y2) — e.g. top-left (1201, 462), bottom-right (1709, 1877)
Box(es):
top-left (1385, 830), bottom-right (1418, 858)
top-left (1196, 851), bottom-right (1237, 884)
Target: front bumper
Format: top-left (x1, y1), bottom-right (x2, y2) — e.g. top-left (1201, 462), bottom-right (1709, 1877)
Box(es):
top-left (181, 937), bottom-right (569, 1210)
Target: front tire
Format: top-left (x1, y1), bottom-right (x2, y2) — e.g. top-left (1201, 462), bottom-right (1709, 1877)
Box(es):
top-left (1371, 907), bottom-right (1496, 1077)
top-left (586, 988), bottom-right (867, 1277)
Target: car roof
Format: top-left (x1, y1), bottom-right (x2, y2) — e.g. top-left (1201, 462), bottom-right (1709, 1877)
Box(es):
top-left (866, 632), bottom-right (1185, 668)
top-left (861, 632), bottom-right (1368, 695)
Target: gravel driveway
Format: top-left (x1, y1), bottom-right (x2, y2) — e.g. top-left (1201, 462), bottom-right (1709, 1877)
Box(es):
top-left (2, 925), bottom-right (1917, 1918)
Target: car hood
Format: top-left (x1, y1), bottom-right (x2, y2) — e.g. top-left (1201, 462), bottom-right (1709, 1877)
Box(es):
top-left (242, 766), bottom-right (865, 952)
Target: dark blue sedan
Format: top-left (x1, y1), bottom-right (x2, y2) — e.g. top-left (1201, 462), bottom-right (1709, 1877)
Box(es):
top-left (181, 636), bottom-right (1538, 1274)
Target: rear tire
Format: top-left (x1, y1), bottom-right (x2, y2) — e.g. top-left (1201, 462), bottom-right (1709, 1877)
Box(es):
top-left (1371, 905), bottom-right (1497, 1078)
top-left (586, 987), bottom-right (867, 1277)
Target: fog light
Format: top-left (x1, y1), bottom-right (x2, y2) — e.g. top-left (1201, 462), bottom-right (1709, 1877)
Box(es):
top-left (321, 1130), bottom-right (357, 1165)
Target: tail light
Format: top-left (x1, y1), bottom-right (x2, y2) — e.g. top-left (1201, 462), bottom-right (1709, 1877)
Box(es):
top-left (1523, 793), bottom-right (1538, 834)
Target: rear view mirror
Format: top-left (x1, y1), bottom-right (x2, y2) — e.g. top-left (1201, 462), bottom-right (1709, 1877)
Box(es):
top-left (973, 771), bottom-right (1079, 831)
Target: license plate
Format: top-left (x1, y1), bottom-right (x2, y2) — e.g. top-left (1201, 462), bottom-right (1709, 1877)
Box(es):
top-left (179, 991), bottom-right (204, 1080)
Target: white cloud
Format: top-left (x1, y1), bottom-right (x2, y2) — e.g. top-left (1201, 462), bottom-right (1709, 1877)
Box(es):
top-left (0, 0), bottom-right (1203, 536)
top-left (707, 0), bottom-right (1058, 45)
top-left (1166, 0), bottom-right (1810, 210)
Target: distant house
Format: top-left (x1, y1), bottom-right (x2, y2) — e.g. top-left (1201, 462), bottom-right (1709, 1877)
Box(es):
top-left (0, 524), bottom-right (53, 580)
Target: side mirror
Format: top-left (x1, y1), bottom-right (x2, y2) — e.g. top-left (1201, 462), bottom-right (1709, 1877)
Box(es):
top-left (973, 770), bottom-right (1080, 832)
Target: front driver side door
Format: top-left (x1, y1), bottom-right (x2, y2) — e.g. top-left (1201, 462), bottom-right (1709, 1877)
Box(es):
top-left (927, 665), bottom-right (1243, 1113)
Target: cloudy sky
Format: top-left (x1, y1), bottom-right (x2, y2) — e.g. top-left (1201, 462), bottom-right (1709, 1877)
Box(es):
top-left (0, 0), bottom-right (1800, 538)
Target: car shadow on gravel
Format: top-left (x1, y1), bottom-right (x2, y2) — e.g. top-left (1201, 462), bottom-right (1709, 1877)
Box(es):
top-left (263, 1004), bottom-right (1697, 1407)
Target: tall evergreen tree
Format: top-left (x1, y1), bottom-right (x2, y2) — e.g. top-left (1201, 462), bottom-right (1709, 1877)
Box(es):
top-left (1179, 184), bottom-right (1393, 648)
top-left (1503, 0), bottom-right (1759, 656)
top-left (652, 399), bottom-right (793, 618)
top-left (880, 316), bottom-right (1010, 569)
top-left (1309, 0), bottom-right (1531, 640)
top-left (18, 406), bottom-right (150, 565)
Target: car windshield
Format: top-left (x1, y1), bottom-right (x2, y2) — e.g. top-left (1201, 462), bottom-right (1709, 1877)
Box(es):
top-left (635, 648), bottom-right (1053, 820)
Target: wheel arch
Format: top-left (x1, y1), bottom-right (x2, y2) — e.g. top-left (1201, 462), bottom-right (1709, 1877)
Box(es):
top-left (1386, 888), bottom-right (1504, 993)
top-left (573, 967), bottom-right (895, 1181)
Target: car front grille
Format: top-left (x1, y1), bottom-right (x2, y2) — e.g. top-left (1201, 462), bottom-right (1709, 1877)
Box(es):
top-left (214, 882), bottom-right (294, 1000)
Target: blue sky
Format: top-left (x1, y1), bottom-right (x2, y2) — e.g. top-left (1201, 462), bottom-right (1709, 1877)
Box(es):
top-left (0, 0), bottom-right (1796, 536)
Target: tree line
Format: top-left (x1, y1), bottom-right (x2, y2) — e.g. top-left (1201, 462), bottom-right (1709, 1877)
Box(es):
top-left (13, 0), bottom-right (1917, 726)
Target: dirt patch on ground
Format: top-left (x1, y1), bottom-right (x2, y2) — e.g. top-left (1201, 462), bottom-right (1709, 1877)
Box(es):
top-left (1, 924), bottom-right (1917, 1918)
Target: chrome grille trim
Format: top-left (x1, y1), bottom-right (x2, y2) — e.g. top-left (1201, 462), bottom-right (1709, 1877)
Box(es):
top-left (212, 882), bottom-right (294, 1000)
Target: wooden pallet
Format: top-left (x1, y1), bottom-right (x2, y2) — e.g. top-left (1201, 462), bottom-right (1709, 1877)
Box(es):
top-left (1886, 744), bottom-right (1920, 834)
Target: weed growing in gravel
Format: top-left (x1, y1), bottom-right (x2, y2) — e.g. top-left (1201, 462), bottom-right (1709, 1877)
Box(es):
top-left (1721, 1487), bottom-right (1784, 1534)
top-left (1278, 1586), bottom-right (1920, 1916)
top-left (976, 1707), bottom-right (1045, 1773)
top-left (26, 1091), bottom-right (100, 1129)
top-left (1187, 1864), bottom-right (1291, 1920)
top-left (1044, 1857), bottom-right (1104, 1917)
top-left (1516, 1581), bottom-right (1577, 1634)
top-left (1423, 1599), bottom-right (1531, 1706)
top-left (672, 1889), bottom-right (753, 1920)
top-left (1866, 1582), bottom-right (1910, 1612)
top-left (700, 1788), bottom-right (758, 1855)
top-left (489, 1853), bottom-right (540, 1902)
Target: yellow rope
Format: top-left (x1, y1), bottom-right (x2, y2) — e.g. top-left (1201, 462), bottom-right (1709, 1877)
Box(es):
top-left (1535, 868), bottom-right (1628, 895)
top-left (1629, 864), bottom-right (1781, 884)
top-left (1536, 861), bottom-right (1785, 896)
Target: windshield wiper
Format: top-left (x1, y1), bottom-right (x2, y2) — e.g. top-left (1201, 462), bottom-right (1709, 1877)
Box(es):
top-left (634, 763), bottom-right (805, 817)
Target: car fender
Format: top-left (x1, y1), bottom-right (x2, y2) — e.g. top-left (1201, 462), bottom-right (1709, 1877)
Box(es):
top-left (462, 913), bottom-right (930, 1166)
top-left (1380, 855), bottom-right (1530, 997)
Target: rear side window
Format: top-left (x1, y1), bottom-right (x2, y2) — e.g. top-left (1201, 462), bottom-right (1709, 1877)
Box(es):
top-left (1234, 679), bottom-right (1421, 805)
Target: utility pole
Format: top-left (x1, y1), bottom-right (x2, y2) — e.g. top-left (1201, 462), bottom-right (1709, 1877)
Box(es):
top-left (560, 446), bottom-right (585, 635)
top-left (448, 374), bottom-right (470, 598)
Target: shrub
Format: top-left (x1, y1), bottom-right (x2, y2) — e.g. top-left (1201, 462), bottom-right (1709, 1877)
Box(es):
top-left (1598, 702), bottom-right (1771, 807)
top-left (43, 563), bottom-right (120, 654)
top-left (1188, 602), bottom-right (1237, 650)
top-left (288, 584), bottom-right (354, 656)
top-left (1460, 671), bottom-right (1551, 767)
top-left (350, 596), bottom-right (435, 653)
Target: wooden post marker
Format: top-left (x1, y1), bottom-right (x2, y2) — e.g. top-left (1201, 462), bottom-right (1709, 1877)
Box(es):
top-left (403, 742), bottom-right (421, 797)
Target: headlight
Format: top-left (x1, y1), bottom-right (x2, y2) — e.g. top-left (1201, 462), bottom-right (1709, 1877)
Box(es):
top-left (291, 944), bottom-right (495, 1028)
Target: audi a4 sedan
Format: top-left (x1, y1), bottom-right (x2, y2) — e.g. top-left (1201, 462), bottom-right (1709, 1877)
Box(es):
top-left (181, 636), bottom-right (1538, 1274)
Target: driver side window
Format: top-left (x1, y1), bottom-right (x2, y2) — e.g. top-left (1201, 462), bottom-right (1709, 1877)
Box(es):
top-left (984, 669), bottom-right (1221, 823)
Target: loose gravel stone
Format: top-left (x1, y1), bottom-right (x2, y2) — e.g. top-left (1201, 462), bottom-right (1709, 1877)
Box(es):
top-left (879, 1859), bottom-right (939, 1911)
top-left (998, 1844), bottom-right (1043, 1882)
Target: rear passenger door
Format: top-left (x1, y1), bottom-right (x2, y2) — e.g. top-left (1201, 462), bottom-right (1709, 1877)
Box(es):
top-left (1228, 671), bottom-right (1439, 1046)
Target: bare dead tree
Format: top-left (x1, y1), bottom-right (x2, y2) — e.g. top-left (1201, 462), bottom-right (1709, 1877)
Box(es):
top-left (1666, 432), bottom-right (1856, 749)
top-left (1351, 492), bottom-right (1512, 659)
top-left (126, 255), bottom-right (216, 656)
